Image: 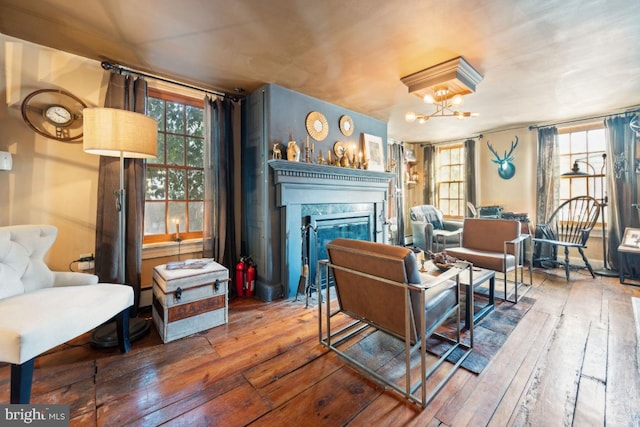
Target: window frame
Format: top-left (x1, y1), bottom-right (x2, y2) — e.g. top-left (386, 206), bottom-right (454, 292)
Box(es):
top-left (435, 143), bottom-right (465, 219)
top-left (144, 88), bottom-right (205, 244)
top-left (558, 123), bottom-right (606, 227)
top-left (558, 123), bottom-right (606, 203)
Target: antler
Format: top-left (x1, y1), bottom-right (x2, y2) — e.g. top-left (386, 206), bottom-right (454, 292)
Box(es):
top-left (487, 136), bottom-right (519, 163)
top-left (504, 136), bottom-right (518, 161)
top-left (486, 141), bottom-right (501, 163)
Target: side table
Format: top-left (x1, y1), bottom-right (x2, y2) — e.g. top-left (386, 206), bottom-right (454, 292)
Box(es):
top-left (152, 259), bottom-right (229, 342)
top-left (459, 267), bottom-right (496, 330)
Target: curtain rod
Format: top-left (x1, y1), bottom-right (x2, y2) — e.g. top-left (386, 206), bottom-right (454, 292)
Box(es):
top-left (100, 61), bottom-right (241, 101)
top-left (417, 133), bottom-right (483, 147)
top-left (528, 107), bottom-right (640, 131)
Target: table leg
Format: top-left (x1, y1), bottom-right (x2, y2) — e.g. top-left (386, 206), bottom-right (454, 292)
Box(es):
top-left (489, 275), bottom-right (495, 306)
top-left (465, 283), bottom-right (472, 330)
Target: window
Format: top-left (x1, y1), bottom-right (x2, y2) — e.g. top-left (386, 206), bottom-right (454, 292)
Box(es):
top-left (436, 144), bottom-right (465, 218)
top-left (144, 89), bottom-right (205, 243)
top-left (558, 125), bottom-right (606, 204)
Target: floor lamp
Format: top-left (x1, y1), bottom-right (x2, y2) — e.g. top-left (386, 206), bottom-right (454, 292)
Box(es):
top-left (83, 108), bottom-right (158, 347)
top-left (562, 153), bottom-right (618, 277)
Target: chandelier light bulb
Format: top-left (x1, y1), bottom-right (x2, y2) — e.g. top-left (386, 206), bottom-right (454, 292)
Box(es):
top-left (423, 94), bottom-right (435, 104)
top-left (407, 87), bottom-right (478, 123)
top-left (434, 87), bottom-right (449, 98)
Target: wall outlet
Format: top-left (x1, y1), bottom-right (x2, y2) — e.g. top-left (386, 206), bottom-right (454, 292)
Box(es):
top-left (79, 253), bottom-right (94, 262)
top-left (78, 260), bottom-right (95, 271)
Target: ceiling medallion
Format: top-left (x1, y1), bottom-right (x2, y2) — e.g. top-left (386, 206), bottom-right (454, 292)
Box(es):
top-left (401, 56), bottom-right (483, 122)
top-left (306, 111), bottom-right (329, 141)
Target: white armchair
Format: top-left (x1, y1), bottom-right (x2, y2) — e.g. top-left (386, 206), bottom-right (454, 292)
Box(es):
top-left (0, 225), bottom-right (134, 403)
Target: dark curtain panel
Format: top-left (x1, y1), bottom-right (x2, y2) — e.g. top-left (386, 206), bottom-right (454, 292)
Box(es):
top-left (604, 114), bottom-right (639, 271)
top-left (534, 126), bottom-right (559, 266)
top-left (389, 142), bottom-right (405, 245)
top-left (203, 96), bottom-right (237, 283)
top-left (94, 72), bottom-right (147, 313)
top-left (422, 144), bottom-right (436, 205)
top-left (535, 127), bottom-right (559, 223)
top-left (464, 139), bottom-right (476, 217)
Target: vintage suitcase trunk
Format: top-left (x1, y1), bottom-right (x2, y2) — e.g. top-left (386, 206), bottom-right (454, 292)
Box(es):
top-left (152, 259), bottom-right (229, 343)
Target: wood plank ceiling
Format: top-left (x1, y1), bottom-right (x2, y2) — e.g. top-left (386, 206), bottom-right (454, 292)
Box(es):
top-left (1, 0), bottom-right (639, 143)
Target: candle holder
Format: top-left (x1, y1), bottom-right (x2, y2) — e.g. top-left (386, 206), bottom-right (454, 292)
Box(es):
top-left (418, 251), bottom-right (427, 272)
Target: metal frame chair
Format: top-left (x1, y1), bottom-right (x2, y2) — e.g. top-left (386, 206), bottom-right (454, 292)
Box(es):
top-left (532, 196), bottom-right (601, 280)
top-left (318, 238), bottom-right (472, 408)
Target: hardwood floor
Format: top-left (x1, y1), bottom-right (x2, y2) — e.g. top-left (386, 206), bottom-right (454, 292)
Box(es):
top-left (1, 269), bottom-right (639, 426)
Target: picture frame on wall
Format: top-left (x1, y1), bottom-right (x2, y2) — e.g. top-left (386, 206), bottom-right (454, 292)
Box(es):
top-left (362, 133), bottom-right (384, 171)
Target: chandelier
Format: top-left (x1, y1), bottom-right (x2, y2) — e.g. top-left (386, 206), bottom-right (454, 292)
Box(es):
top-left (405, 86), bottom-right (478, 123)
top-left (401, 56), bottom-right (483, 123)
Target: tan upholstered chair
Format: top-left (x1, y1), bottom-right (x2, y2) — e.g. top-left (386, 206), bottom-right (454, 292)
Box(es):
top-left (0, 225), bottom-right (133, 403)
top-left (319, 238), bottom-right (472, 407)
top-left (447, 218), bottom-right (532, 303)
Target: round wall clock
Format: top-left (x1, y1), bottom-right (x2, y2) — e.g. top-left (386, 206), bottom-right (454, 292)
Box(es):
top-left (339, 115), bottom-right (354, 136)
top-left (305, 111), bottom-right (329, 141)
top-left (21, 89), bottom-right (87, 142)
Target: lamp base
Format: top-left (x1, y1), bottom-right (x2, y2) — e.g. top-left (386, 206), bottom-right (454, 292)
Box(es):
top-left (90, 317), bottom-right (151, 349)
top-left (594, 267), bottom-right (618, 278)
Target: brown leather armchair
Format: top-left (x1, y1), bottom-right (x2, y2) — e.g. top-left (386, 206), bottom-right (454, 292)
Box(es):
top-left (318, 238), bottom-right (472, 407)
top-left (446, 218), bottom-right (532, 303)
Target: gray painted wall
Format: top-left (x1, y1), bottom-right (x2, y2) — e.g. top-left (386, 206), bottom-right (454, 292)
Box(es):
top-left (241, 83), bottom-right (388, 300)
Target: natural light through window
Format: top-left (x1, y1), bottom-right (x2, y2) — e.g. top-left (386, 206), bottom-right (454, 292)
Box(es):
top-left (559, 126), bottom-right (606, 202)
top-left (144, 90), bottom-right (205, 243)
top-left (558, 125), bottom-right (606, 224)
top-left (436, 144), bottom-right (465, 218)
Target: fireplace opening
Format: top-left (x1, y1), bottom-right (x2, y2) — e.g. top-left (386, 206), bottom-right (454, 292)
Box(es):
top-left (304, 211), bottom-right (373, 291)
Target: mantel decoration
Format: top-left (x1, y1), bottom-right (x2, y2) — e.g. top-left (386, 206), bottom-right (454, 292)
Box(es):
top-left (333, 141), bottom-right (346, 158)
top-left (487, 136), bottom-right (518, 180)
top-left (362, 133), bottom-right (384, 171)
top-left (287, 139), bottom-right (300, 161)
top-left (402, 56), bottom-right (483, 123)
top-left (339, 115), bottom-right (354, 136)
top-left (306, 111), bottom-right (329, 141)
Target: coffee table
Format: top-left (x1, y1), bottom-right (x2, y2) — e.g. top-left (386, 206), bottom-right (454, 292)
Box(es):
top-left (421, 263), bottom-right (495, 330)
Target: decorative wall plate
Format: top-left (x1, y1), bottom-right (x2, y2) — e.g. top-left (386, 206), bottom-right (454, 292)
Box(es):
top-left (339, 115), bottom-right (354, 136)
top-left (306, 111), bottom-right (329, 141)
top-left (333, 141), bottom-right (346, 158)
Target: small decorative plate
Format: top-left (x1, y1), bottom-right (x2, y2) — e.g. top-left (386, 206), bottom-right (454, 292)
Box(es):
top-left (333, 141), bottom-right (346, 158)
top-left (339, 115), bottom-right (354, 136)
top-left (306, 111), bottom-right (329, 141)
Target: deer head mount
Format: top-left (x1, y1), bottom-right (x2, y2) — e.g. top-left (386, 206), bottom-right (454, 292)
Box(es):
top-left (487, 136), bottom-right (518, 180)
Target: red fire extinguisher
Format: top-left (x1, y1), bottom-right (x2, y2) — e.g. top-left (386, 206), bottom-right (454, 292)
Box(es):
top-left (245, 256), bottom-right (256, 297)
top-left (235, 256), bottom-right (256, 298)
top-left (235, 257), bottom-right (247, 297)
